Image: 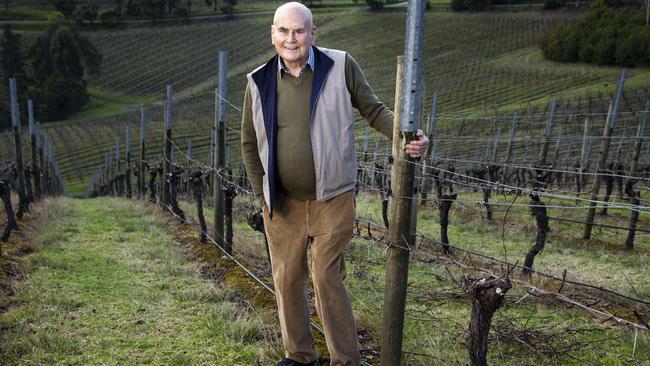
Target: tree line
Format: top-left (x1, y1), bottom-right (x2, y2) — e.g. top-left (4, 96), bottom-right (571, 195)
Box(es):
top-left (540, 0), bottom-right (650, 67)
top-left (0, 20), bottom-right (101, 130)
top-left (48, 0), bottom-right (238, 24)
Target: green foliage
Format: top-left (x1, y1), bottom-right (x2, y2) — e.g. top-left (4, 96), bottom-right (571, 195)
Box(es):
top-left (220, 0), bottom-right (237, 15)
top-left (50, 0), bottom-right (77, 17)
top-left (28, 22), bottom-right (101, 121)
top-left (33, 72), bottom-right (89, 121)
top-left (450, 0), bottom-right (490, 11)
top-left (543, 0), bottom-right (561, 9)
top-left (366, 0), bottom-right (383, 10)
top-left (172, 4), bottom-right (189, 19)
top-left (72, 4), bottom-right (99, 26)
top-left (541, 1), bottom-right (650, 67)
top-left (451, 0), bottom-right (466, 11)
top-left (47, 10), bottom-right (66, 22)
top-left (0, 24), bottom-right (30, 130)
top-left (98, 9), bottom-right (121, 25)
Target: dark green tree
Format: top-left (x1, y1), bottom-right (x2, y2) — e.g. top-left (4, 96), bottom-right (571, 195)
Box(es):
top-left (50, 0), bottom-right (77, 17)
top-left (0, 25), bottom-right (30, 130)
top-left (29, 21), bottom-right (101, 121)
top-left (220, 0), bottom-right (237, 16)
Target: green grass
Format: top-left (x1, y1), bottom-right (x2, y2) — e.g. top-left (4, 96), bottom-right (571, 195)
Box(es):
top-left (355, 191), bottom-right (650, 300)
top-left (344, 240), bottom-right (649, 365)
top-left (181, 194), bottom-right (650, 365)
top-left (0, 197), bottom-right (281, 365)
top-left (0, 7), bottom-right (52, 20)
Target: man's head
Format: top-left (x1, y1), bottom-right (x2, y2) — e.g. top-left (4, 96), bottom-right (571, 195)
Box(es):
top-left (271, 2), bottom-right (316, 70)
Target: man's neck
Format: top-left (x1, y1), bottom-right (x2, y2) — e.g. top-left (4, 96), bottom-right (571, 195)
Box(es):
top-left (281, 58), bottom-right (307, 77)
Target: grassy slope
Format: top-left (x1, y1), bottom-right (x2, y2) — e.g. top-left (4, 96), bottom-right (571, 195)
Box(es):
top-left (0, 197), bottom-right (280, 365)
top-left (179, 195), bottom-right (650, 365)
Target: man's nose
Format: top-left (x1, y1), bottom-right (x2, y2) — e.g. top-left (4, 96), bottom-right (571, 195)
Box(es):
top-left (287, 32), bottom-right (296, 42)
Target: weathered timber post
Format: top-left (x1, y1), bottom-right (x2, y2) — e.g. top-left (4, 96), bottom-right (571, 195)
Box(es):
top-left (491, 127), bottom-right (501, 163)
top-left (191, 170), bottom-right (207, 242)
top-left (584, 69), bottom-right (626, 239)
top-left (577, 118), bottom-right (591, 194)
top-left (28, 100), bottom-right (41, 199)
top-left (139, 107), bottom-right (147, 197)
top-left (463, 275), bottom-right (512, 366)
top-left (108, 146), bottom-right (114, 194)
top-left (625, 101), bottom-right (649, 249)
top-left (214, 51), bottom-right (228, 251)
top-left (552, 127), bottom-right (563, 164)
top-left (420, 94), bottom-right (437, 205)
top-left (9, 79), bottom-right (28, 218)
top-left (162, 84), bottom-right (173, 208)
top-left (125, 126), bottom-right (132, 198)
top-left (115, 136), bottom-right (122, 195)
top-left (382, 1), bottom-right (425, 363)
top-left (38, 124), bottom-right (45, 194)
top-left (501, 112), bottom-right (517, 184)
top-left (552, 127), bottom-right (563, 188)
top-left (538, 99), bottom-right (557, 167)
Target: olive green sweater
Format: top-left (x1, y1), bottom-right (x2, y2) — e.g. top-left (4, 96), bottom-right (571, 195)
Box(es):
top-left (241, 54), bottom-right (393, 200)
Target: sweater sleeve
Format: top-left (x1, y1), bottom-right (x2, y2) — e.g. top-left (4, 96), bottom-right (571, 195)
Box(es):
top-left (345, 53), bottom-right (394, 139)
top-left (240, 83), bottom-right (264, 198)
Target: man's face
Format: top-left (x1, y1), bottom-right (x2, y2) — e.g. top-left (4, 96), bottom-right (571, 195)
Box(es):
top-left (271, 7), bottom-right (316, 67)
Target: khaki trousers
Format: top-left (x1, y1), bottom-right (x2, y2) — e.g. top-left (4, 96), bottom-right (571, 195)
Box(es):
top-left (263, 191), bottom-right (360, 366)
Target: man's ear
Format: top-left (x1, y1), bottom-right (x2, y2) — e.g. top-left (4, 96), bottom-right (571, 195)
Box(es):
top-left (270, 24), bottom-right (275, 45)
top-left (311, 26), bottom-right (317, 45)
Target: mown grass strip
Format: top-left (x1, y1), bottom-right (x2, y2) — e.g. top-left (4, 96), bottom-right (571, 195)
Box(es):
top-left (0, 197), bottom-right (280, 365)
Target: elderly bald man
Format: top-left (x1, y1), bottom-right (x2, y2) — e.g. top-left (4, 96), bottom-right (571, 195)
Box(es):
top-left (241, 3), bottom-right (428, 365)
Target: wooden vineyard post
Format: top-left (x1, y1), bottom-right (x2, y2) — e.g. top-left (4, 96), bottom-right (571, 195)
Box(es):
top-left (381, 0), bottom-right (425, 364)
top-left (538, 99), bottom-right (556, 167)
top-left (552, 127), bottom-right (563, 164)
top-left (139, 107), bottom-right (146, 197)
top-left (115, 136), bottom-right (121, 195)
top-left (28, 100), bottom-right (41, 199)
top-left (162, 84), bottom-right (173, 208)
top-left (584, 69), bottom-right (626, 240)
top-left (9, 78), bottom-right (28, 218)
top-left (125, 126), bottom-right (132, 198)
top-left (501, 112), bottom-right (517, 184)
top-left (578, 118), bottom-right (591, 194)
top-left (624, 101), bottom-right (649, 249)
top-left (214, 51), bottom-right (228, 252)
top-left (38, 125), bottom-right (45, 195)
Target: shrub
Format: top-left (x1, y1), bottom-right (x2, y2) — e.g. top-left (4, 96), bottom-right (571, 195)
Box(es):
top-left (172, 5), bottom-right (189, 20)
top-left (543, 0), bottom-right (561, 9)
top-left (47, 11), bottom-right (66, 23)
top-left (366, 0), bottom-right (384, 10)
top-left (98, 9), bottom-right (121, 25)
top-left (451, 0), bottom-right (467, 11)
top-left (540, 0), bottom-right (649, 67)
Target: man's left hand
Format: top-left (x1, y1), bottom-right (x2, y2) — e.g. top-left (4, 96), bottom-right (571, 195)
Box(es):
top-left (405, 129), bottom-right (429, 159)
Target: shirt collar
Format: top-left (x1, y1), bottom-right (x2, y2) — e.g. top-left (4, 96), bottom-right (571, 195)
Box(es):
top-left (278, 46), bottom-right (315, 77)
